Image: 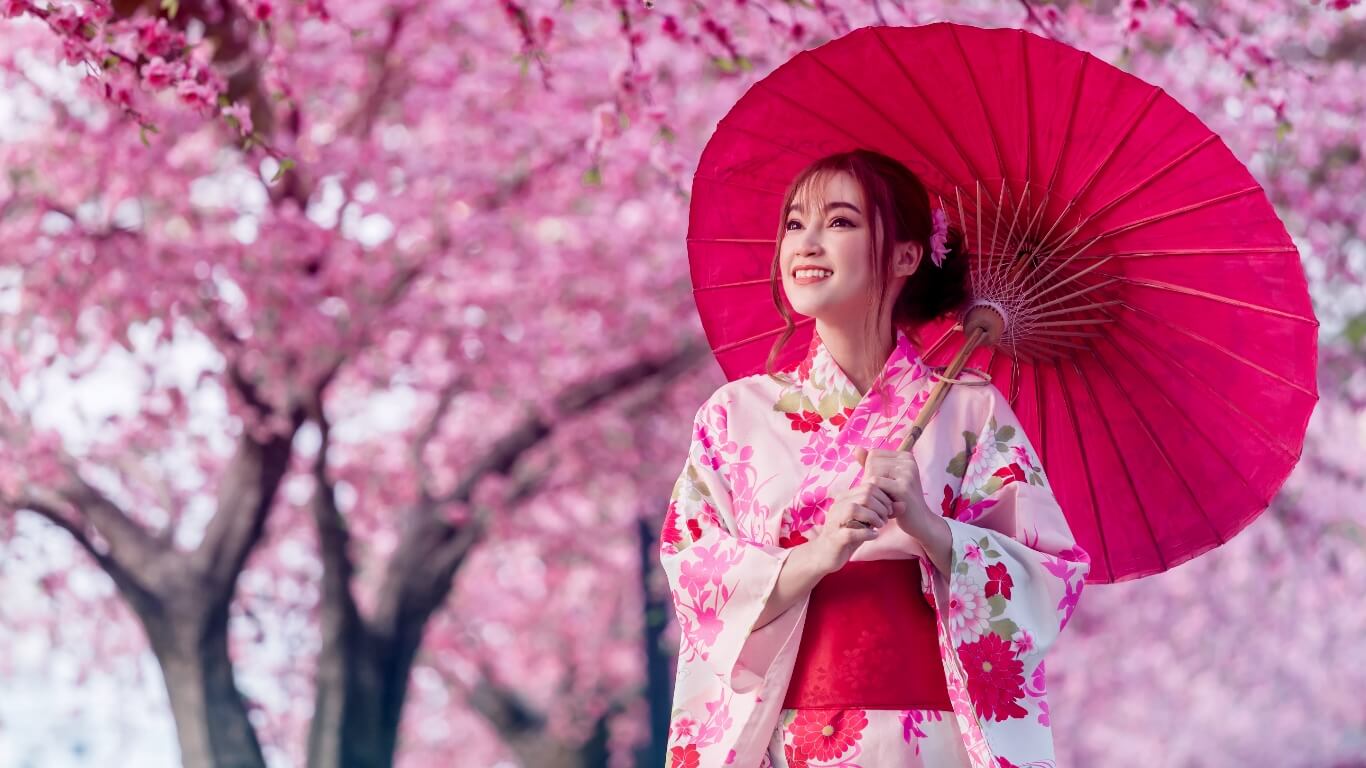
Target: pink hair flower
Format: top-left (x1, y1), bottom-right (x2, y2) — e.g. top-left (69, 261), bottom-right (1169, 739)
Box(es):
top-left (929, 207), bottom-right (950, 267)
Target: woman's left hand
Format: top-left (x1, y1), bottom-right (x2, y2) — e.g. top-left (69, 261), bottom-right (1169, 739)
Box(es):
top-left (853, 447), bottom-right (936, 539)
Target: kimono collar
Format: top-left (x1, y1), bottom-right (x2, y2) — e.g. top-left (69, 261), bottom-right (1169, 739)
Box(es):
top-left (794, 325), bottom-right (925, 400)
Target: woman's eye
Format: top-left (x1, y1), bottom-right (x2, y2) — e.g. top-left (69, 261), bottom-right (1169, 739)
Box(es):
top-left (785, 217), bottom-right (852, 230)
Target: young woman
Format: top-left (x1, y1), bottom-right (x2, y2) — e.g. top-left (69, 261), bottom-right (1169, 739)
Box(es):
top-left (660, 149), bottom-right (1091, 768)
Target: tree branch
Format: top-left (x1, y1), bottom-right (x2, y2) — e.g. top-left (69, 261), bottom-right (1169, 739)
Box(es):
top-left (189, 405), bottom-right (306, 600)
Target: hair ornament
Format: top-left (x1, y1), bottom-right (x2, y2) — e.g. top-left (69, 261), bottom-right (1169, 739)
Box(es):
top-left (929, 207), bottom-right (950, 268)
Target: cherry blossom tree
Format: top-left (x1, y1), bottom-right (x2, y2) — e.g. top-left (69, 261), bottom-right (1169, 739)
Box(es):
top-left (0, 1), bottom-right (1362, 766)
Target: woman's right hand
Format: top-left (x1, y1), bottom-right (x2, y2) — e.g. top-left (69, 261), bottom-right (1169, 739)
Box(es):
top-left (805, 481), bottom-right (896, 575)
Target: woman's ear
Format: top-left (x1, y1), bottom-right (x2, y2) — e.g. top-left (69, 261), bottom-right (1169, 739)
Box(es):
top-left (894, 241), bottom-right (922, 278)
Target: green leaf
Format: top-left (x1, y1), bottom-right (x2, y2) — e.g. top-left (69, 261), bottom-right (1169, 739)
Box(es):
top-left (987, 594), bottom-right (1008, 617)
top-left (101, 54), bottom-right (119, 71)
top-left (161, 0), bottom-right (179, 18)
top-left (139, 123), bottom-right (158, 147)
top-left (995, 425), bottom-right (1015, 443)
top-left (990, 618), bottom-right (1020, 641)
top-left (985, 549), bottom-right (1001, 559)
top-left (816, 393), bottom-right (841, 419)
top-left (839, 388), bottom-right (862, 410)
top-left (981, 476), bottom-right (1003, 496)
top-left (955, 561), bottom-right (970, 575)
top-left (963, 430), bottom-right (978, 454)
top-left (774, 390), bottom-right (803, 413)
top-left (271, 158), bottom-right (295, 183)
top-left (1276, 120), bottom-right (1294, 141)
top-left (582, 165), bottom-right (601, 186)
top-left (946, 450), bottom-right (968, 478)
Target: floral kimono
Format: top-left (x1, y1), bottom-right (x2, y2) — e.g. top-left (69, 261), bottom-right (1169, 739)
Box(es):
top-left (659, 326), bottom-right (1091, 768)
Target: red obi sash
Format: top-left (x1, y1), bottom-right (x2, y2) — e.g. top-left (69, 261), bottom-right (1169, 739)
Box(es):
top-left (782, 558), bottom-right (952, 710)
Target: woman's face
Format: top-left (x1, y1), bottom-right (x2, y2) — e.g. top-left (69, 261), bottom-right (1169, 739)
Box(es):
top-left (779, 171), bottom-right (879, 324)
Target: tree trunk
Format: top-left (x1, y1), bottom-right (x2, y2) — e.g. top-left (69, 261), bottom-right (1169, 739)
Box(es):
top-left (143, 606), bottom-right (268, 768)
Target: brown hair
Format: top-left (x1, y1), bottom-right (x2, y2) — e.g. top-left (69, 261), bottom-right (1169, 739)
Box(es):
top-left (764, 149), bottom-right (972, 386)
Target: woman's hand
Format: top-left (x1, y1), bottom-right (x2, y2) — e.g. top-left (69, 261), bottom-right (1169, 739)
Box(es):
top-left (854, 447), bottom-right (938, 540)
top-left (804, 480), bottom-right (895, 574)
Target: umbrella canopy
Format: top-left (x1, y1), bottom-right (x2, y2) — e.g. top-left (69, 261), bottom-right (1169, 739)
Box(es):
top-left (687, 22), bottom-right (1318, 584)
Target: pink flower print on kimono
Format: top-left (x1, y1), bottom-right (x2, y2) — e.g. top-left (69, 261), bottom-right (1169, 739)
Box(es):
top-left (921, 380), bottom-right (1093, 760)
top-left (660, 396), bottom-right (798, 767)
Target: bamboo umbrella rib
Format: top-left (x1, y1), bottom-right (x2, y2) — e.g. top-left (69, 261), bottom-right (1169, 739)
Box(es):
top-left (1034, 317), bottom-right (1117, 328)
top-left (1075, 185), bottom-right (1263, 244)
top-left (692, 173), bottom-right (787, 199)
top-left (1026, 336), bottom-right (1092, 351)
top-left (1036, 87), bottom-right (1162, 249)
top-left (1062, 245), bottom-right (1299, 261)
top-left (1045, 52), bottom-right (1090, 203)
top-left (1110, 277), bottom-right (1316, 325)
top-left (718, 121), bottom-right (823, 162)
top-left (1030, 298), bottom-right (1124, 320)
top-left (1065, 134), bottom-right (1221, 237)
top-left (712, 317), bottom-right (814, 354)
top-left (692, 278), bottom-right (772, 292)
top-left (1019, 248), bottom-right (1117, 305)
top-left (1110, 300), bottom-right (1316, 396)
top-left (1031, 329), bottom-right (1106, 338)
top-left (1032, 362), bottom-right (1046, 467)
top-left (1101, 325), bottom-right (1279, 528)
top-left (925, 324), bottom-right (959, 360)
top-left (1054, 357), bottom-right (1115, 582)
top-left (1069, 346), bottom-right (1169, 572)
top-left (870, 27), bottom-right (986, 184)
top-left (687, 237), bottom-right (777, 245)
top-left (1021, 30), bottom-right (1035, 195)
top-left (1106, 313), bottom-right (1304, 463)
top-left (800, 53), bottom-right (963, 189)
top-left (1086, 340), bottom-right (1226, 547)
top-left (949, 24), bottom-right (1010, 197)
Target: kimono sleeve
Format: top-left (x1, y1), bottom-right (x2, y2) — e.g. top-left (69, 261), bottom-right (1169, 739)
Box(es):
top-left (925, 384), bottom-right (1092, 722)
top-left (659, 394), bottom-right (797, 694)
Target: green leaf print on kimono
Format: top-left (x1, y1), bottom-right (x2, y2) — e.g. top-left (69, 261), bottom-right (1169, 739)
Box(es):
top-left (941, 417), bottom-right (1043, 525)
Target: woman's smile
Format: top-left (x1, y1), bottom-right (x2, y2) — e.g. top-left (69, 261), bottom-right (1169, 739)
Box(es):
top-left (793, 267), bottom-right (834, 285)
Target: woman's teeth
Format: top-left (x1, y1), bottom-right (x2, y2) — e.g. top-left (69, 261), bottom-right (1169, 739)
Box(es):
top-left (794, 269), bottom-right (833, 280)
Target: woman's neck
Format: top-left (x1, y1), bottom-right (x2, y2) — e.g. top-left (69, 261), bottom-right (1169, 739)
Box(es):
top-left (815, 318), bottom-right (895, 396)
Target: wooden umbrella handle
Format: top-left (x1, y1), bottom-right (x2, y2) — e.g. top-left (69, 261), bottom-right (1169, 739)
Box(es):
top-left (895, 305), bottom-right (1004, 452)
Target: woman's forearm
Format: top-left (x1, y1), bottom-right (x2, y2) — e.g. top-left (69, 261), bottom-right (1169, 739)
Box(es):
top-left (751, 541), bottom-right (831, 631)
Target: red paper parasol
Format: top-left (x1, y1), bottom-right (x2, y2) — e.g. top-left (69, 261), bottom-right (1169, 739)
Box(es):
top-left (687, 22), bottom-right (1318, 583)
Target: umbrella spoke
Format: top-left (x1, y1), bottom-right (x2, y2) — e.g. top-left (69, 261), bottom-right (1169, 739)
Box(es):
top-left (1111, 300), bottom-right (1316, 397)
top-left (1085, 340), bottom-right (1228, 550)
top-left (1038, 88), bottom-right (1162, 249)
top-left (1054, 357), bottom-right (1115, 582)
top-left (1063, 134), bottom-right (1221, 239)
top-left (1105, 312), bottom-right (1306, 463)
top-left (871, 28), bottom-right (987, 184)
top-left (1069, 348), bottom-right (1169, 572)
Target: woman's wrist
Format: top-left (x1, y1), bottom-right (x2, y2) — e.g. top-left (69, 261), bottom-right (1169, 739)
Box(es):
top-left (794, 538), bottom-right (838, 579)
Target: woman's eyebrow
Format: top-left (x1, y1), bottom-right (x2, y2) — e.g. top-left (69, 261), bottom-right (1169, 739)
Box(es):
top-left (785, 201), bottom-right (862, 216)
